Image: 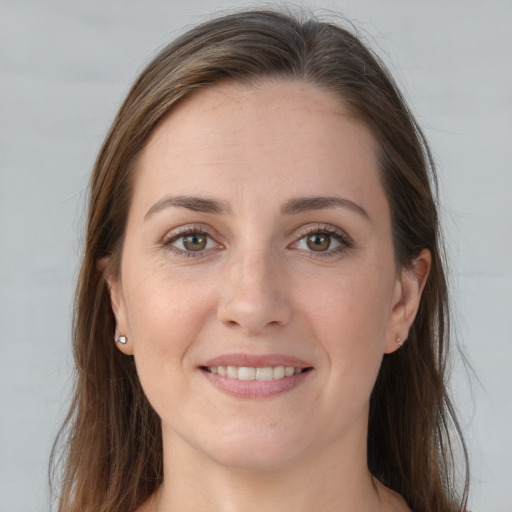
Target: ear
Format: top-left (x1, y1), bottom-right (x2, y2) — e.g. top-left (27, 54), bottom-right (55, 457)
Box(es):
top-left (385, 249), bottom-right (431, 354)
top-left (104, 264), bottom-right (134, 356)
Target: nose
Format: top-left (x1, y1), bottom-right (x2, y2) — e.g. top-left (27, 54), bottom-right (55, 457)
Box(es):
top-left (217, 248), bottom-right (292, 335)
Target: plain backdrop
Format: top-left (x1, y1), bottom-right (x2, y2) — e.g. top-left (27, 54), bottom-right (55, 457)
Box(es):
top-left (1, 0), bottom-right (511, 511)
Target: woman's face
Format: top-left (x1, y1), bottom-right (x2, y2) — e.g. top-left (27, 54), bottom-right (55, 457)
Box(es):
top-left (110, 80), bottom-right (425, 471)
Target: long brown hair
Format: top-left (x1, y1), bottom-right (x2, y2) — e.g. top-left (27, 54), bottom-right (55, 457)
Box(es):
top-left (51, 9), bottom-right (469, 512)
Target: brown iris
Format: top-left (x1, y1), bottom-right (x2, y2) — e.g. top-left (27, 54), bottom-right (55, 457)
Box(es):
top-left (183, 234), bottom-right (207, 251)
top-left (306, 234), bottom-right (331, 251)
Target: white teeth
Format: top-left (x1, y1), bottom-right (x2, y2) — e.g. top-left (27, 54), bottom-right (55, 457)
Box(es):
top-left (256, 367), bottom-right (273, 381)
top-left (206, 365), bottom-right (307, 380)
top-left (226, 366), bottom-right (238, 378)
top-left (238, 367), bottom-right (256, 380)
top-left (273, 366), bottom-right (285, 379)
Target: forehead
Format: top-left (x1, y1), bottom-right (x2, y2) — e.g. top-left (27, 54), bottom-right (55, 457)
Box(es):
top-left (133, 80), bottom-right (385, 216)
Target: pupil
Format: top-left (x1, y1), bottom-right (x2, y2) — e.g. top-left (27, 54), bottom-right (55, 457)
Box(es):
top-left (183, 234), bottom-right (206, 251)
top-left (307, 234), bottom-right (330, 251)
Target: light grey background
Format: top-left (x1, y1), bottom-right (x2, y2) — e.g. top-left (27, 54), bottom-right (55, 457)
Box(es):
top-left (1, 1), bottom-right (511, 511)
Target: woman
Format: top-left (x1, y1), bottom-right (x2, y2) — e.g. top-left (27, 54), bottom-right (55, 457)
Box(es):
top-left (51, 9), bottom-right (469, 512)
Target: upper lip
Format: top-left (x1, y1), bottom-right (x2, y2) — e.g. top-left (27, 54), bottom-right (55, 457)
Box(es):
top-left (201, 353), bottom-right (312, 369)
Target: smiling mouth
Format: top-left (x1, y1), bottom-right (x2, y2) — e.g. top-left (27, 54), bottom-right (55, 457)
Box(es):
top-left (200, 365), bottom-right (312, 381)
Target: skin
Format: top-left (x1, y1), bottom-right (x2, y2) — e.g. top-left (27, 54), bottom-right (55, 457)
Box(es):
top-left (108, 80), bottom-right (430, 512)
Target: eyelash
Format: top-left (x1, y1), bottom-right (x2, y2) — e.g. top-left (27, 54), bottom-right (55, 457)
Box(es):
top-left (293, 224), bottom-right (353, 258)
top-left (161, 224), bottom-right (353, 258)
top-left (162, 225), bottom-right (218, 258)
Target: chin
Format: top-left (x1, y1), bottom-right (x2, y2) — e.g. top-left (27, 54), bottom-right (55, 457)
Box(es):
top-left (207, 425), bottom-right (313, 472)
top-left (208, 445), bottom-right (300, 473)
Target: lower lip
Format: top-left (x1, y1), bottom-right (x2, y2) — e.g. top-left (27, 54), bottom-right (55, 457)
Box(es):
top-left (201, 369), bottom-right (312, 399)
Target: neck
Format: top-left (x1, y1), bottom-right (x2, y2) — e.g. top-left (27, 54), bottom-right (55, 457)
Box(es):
top-left (148, 422), bottom-right (386, 512)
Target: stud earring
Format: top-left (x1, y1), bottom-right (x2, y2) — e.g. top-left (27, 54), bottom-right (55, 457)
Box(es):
top-left (115, 335), bottom-right (127, 344)
top-left (396, 336), bottom-right (405, 347)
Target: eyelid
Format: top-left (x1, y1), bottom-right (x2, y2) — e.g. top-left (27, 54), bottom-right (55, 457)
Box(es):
top-left (289, 223), bottom-right (353, 256)
top-left (293, 223), bottom-right (352, 240)
top-left (162, 224), bottom-right (224, 256)
top-left (160, 222), bottom-right (352, 258)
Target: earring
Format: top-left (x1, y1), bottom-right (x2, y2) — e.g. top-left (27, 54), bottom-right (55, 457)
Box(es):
top-left (396, 336), bottom-right (404, 347)
top-left (115, 335), bottom-right (127, 344)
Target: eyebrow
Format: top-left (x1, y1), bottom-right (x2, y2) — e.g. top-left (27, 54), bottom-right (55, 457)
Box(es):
top-left (144, 195), bottom-right (231, 220)
top-left (144, 194), bottom-right (370, 222)
top-left (281, 196), bottom-right (370, 221)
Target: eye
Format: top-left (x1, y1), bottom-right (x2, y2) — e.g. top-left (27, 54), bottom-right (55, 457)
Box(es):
top-left (291, 225), bottom-right (352, 257)
top-left (295, 233), bottom-right (341, 252)
top-left (303, 233), bottom-right (338, 252)
top-left (179, 233), bottom-right (208, 251)
top-left (163, 227), bottom-right (221, 256)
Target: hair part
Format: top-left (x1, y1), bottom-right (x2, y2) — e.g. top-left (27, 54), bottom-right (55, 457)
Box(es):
top-left (51, 9), bottom-right (469, 512)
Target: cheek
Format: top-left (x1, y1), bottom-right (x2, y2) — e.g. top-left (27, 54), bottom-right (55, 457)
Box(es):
top-left (306, 265), bottom-right (393, 385)
top-left (309, 264), bottom-right (392, 337)
top-left (125, 258), bottom-right (212, 337)
top-left (122, 268), bottom-right (215, 390)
